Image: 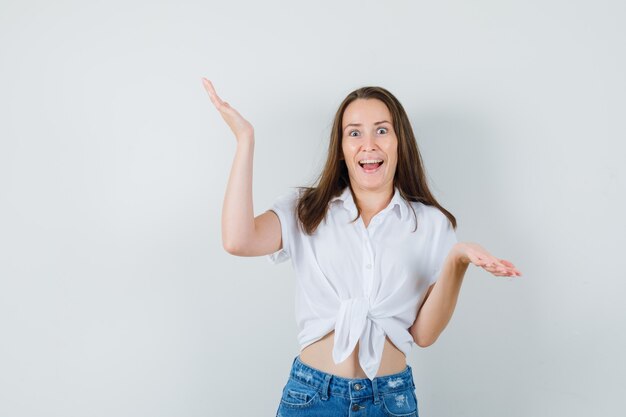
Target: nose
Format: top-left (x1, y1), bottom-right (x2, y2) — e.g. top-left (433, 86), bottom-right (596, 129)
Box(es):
top-left (362, 133), bottom-right (377, 150)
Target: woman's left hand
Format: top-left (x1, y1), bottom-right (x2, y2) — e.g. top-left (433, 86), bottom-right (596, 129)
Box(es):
top-left (452, 242), bottom-right (522, 277)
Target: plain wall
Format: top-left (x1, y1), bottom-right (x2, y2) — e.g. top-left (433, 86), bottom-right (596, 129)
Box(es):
top-left (0, 0), bottom-right (624, 416)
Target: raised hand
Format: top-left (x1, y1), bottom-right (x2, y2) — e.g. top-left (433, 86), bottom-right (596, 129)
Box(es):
top-left (453, 242), bottom-right (522, 277)
top-left (201, 78), bottom-right (254, 142)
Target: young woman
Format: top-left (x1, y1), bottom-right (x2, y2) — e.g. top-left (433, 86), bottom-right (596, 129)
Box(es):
top-left (203, 78), bottom-right (522, 417)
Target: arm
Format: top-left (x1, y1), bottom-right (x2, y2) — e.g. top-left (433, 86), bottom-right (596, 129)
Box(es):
top-left (409, 242), bottom-right (523, 347)
top-left (201, 78), bottom-right (282, 256)
top-left (222, 139), bottom-right (255, 253)
top-left (221, 138), bottom-right (284, 256)
top-left (409, 245), bottom-right (468, 347)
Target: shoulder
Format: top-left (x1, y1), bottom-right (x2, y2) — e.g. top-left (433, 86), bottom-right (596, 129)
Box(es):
top-left (407, 200), bottom-right (445, 220)
top-left (274, 187), bottom-right (303, 202)
top-left (270, 187), bottom-right (305, 214)
top-left (408, 201), bottom-right (450, 229)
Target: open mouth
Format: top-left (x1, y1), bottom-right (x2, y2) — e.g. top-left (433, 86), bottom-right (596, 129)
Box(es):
top-left (358, 160), bottom-right (384, 173)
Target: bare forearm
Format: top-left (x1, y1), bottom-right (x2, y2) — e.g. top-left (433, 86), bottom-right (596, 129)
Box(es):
top-left (410, 250), bottom-right (469, 347)
top-left (222, 137), bottom-right (255, 252)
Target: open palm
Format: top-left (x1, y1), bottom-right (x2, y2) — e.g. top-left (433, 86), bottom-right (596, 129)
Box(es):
top-left (455, 242), bottom-right (522, 277)
top-left (201, 78), bottom-right (254, 141)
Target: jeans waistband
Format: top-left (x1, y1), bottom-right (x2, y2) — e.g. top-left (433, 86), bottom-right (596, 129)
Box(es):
top-left (289, 354), bottom-right (415, 400)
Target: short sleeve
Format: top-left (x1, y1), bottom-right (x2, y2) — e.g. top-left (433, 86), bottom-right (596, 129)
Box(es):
top-left (266, 188), bottom-right (300, 265)
top-left (427, 211), bottom-right (458, 285)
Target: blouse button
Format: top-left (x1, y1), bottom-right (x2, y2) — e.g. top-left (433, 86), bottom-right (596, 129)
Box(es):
top-left (365, 264), bottom-right (372, 269)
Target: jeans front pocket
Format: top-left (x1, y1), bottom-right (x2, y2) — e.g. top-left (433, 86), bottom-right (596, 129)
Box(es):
top-left (381, 386), bottom-right (419, 417)
top-left (278, 377), bottom-right (321, 410)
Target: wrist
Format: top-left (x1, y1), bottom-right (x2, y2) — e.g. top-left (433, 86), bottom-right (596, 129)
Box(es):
top-left (451, 243), bottom-right (470, 265)
top-left (236, 136), bottom-right (255, 148)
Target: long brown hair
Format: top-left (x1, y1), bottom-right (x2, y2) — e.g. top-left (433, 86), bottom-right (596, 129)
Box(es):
top-left (294, 86), bottom-right (456, 235)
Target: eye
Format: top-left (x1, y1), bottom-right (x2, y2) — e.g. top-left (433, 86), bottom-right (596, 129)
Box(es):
top-left (346, 127), bottom-right (389, 137)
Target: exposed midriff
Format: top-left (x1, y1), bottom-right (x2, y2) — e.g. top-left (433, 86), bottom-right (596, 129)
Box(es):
top-left (299, 329), bottom-right (407, 379)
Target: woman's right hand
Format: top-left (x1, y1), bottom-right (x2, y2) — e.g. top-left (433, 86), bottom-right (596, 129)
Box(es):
top-left (201, 78), bottom-right (254, 142)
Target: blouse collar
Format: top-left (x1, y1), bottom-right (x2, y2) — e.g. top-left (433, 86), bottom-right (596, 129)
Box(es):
top-left (330, 185), bottom-right (408, 220)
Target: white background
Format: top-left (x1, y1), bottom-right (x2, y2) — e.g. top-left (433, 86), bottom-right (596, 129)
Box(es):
top-left (1, 1), bottom-right (624, 416)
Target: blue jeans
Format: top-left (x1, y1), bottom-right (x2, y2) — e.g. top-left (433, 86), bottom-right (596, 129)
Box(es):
top-left (275, 354), bottom-right (419, 417)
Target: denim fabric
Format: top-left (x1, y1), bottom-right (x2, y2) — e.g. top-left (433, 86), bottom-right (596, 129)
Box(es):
top-left (276, 355), bottom-right (419, 417)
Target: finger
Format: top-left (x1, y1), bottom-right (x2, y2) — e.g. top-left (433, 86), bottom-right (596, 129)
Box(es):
top-left (492, 260), bottom-right (509, 270)
top-left (487, 263), bottom-right (510, 275)
top-left (473, 257), bottom-right (494, 268)
top-left (481, 259), bottom-right (519, 276)
top-left (499, 259), bottom-right (516, 268)
top-left (202, 80), bottom-right (222, 106)
top-left (499, 260), bottom-right (522, 276)
top-left (493, 266), bottom-right (509, 275)
top-left (201, 78), bottom-right (218, 98)
top-left (473, 255), bottom-right (492, 267)
top-left (201, 80), bottom-right (237, 116)
top-left (499, 267), bottom-right (520, 277)
top-left (202, 78), bottom-right (225, 107)
top-left (489, 265), bottom-right (520, 277)
top-left (494, 268), bottom-right (515, 277)
top-left (483, 264), bottom-right (502, 274)
top-left (474, 256), bottom-right (511, 274)
top-left (484, 259), bottom-right (502, 268)
top-left (481, 260), bottom-right (497, 271)
top-left (201, 80), bottom-right (219, 107)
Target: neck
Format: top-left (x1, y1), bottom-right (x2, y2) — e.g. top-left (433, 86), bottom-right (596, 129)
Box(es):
top-left (350, 184), bottom-right (394, 215)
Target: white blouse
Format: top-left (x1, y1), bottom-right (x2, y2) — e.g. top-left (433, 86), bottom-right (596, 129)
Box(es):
top-left (266, 185), bottom-right (458, 380)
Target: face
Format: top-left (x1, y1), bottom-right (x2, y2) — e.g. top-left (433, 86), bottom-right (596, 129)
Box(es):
top-left (341, 98), bottom-right (398, 192)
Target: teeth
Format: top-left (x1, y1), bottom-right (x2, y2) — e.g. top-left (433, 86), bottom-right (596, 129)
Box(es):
top-left (358, 159), bottom-right (383, 165)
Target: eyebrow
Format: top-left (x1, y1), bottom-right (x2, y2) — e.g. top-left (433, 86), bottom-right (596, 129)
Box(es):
top-left (343, 120), bottom-right (391, 131)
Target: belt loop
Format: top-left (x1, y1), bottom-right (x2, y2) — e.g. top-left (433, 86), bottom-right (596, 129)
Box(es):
top-left (320, 374), bottom-right (332, 401)
top-left (372, 377), bottom-right (380, 405)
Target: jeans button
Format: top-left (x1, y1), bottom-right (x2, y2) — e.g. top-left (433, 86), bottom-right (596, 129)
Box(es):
top-left (351, 404), bottom-right (360, 411)
top-left (354, 383), bottom-right (362, 390)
